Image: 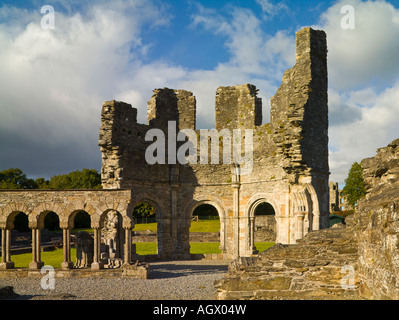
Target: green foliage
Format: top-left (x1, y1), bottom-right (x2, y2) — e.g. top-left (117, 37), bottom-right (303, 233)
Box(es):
top-left (341, 162), bottom-right (366, 207)
top-left (35, 177), bottom-right (50, 189)
top-left (48, 168), bottom-right (101, 189)
top-left (0, 168), bottom-right (102, 190)
top-left (133, 202), bottom-right (155, 218)
top-left (0, 168), bottom-right (37, 189)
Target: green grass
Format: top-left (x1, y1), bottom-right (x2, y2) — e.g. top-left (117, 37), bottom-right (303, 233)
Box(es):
top-left (134, 242), bottom-right (158, 255)
top-left (10, 248), bottom-right (77, 268)
top-left (133, 242), bottom-right (275, 255)
top-left (133, 220), bottom-right (221, 233)
top-left (189, 242), bottom-right (221, 254)
top-left (189, 220), bottom-right (220, 233)
top-left (133, 222), bottom-right (157, 232)
top-left (254, 242), bottom-right (275, 252)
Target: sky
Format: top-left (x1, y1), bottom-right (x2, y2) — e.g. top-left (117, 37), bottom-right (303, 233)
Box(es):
top-left (0, 0), bottom-right (399, 186)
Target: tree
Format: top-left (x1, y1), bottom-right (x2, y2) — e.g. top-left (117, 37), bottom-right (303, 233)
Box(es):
top-left (48, 168), bottom-right (101, 189)
top-left (35, 177), bottom-right (50, 189)
top-left (133, 202), bottom-right (155, 218)
top-left (341, 162), bottom-right (366, 207)
top-left (0, 168), bottom-right (37, 189)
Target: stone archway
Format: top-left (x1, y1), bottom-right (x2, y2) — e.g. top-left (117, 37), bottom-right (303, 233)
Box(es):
top-left (186, 197), bottom-right (227, 255)
top-left (132, 198), bottom-right (164, 257)
top-left (253, 202), bottom-right (276, 244)
top-left (245, 194), bottom-right (280, 256)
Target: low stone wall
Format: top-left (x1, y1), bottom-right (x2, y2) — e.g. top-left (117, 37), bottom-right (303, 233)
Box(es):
top-left (0, 262), bottom-right (150, 279)
top-left (215, 219), bottom-right (361, 300)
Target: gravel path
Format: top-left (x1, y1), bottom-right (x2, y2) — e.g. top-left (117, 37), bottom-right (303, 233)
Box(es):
top-left (0, 260), bottom-right (230, 300)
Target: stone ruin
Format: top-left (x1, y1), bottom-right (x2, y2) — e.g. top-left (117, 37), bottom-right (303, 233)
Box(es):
top-left (100, 210), bottom-right (125, 268)
top-left (0, 27), bottom-right (330, 276)
top-left (74, 211), bottom-right (126, 269)
top-left (98, 27), bottom-right (330, 260)
top-left (215, 138), bottom-right (399, 300)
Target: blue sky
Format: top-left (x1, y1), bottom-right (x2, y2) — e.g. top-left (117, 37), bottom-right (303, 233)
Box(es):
top-left (0, 0), bottom-right (399, 186)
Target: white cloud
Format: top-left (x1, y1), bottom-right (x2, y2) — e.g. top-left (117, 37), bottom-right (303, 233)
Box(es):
top-left (6, 0), bottom-right (397, 189)
top-left (188, 4), bottom-right (295, 127)
top-left (307, 0), bottom-right (399, 184)
top-left (314, 0), bottom-right (399, 90)
top-left (256, 0), bottom-right (289, 19)
top-left (0, 0), bottom-right (171, 177)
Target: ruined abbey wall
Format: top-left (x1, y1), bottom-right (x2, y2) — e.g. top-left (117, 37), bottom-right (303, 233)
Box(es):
top-left (98, 27), bottom-right (330, 260)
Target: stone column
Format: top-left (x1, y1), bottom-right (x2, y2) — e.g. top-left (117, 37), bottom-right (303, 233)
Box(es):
top-left (170, 182), bottom-right (179, 256)
top-left (29, 228), bottom-right (44, 269)
top-left (232, 183), bottom-right (240, 258)
top-left (61, 228), bottom-right (73, 270)
top-left (296, 213), bottom-right (305, 242)
top-left (232, 164), bottom-right (241, 258)
top-left (0, 228), bottom-right (5, 264)
top-left (313, 211), bottom-right (320, 231)
top-left (249, 217), bottom-right (257, 253)
top-left (91, 228), bottom-right (103, 270)
top-left (123, 227), bottom-right (132, 265)
top-left (0, 228), bottom-right (14, 269)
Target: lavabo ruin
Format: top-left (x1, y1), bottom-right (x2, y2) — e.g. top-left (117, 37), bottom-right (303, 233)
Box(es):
top-left (0, 27), bottom-right (330, 273)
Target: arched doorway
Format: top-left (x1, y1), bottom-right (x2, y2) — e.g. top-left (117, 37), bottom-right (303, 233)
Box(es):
top-left (248, 200), bottom-right (277, 254)
top-left (132, 201), bottom-right (157, 256)
top-left (2, 211), bottom-right (30, 269)
top-left (70, 210), bottom-right (93, 268)
top-left (254, 202), bottom-right (276, 243)
top-left (190, 202), bottom-right (223, 255)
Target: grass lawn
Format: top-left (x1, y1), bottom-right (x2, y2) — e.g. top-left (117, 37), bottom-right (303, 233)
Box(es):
top-left (11, 248), bottom-right (77, 269)
top-left (132, 220), bottom-right (221, 233)
top-left (134, 242), bottom-right (275, 255)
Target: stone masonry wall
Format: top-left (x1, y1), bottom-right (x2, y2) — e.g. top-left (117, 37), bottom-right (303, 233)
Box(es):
top-left (98, 27), bottom-right (330, 259)
top-left (355, 138), bottom-right (399, 299)
top-left (215, 138), bottom-right (399, 300)
top-left (215, 219), bottom-right (360, 300)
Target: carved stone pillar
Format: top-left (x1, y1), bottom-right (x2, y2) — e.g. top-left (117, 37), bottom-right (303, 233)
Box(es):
top-left (249, 217), bottom-right (257, 254)
top-left (296, 213), bottom-right (305, 242)
top-left (29, 228), bottom-right (44, 269)
top-left (91, 228), bottom-right (103, 270)
top-left (61, 228), bottom-right (73, 270)
top-left (123, 227), bottom-right (132, 265)
top-left (0, 228), bottom-right (14, 269)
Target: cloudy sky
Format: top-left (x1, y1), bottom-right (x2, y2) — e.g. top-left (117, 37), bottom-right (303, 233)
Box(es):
top-left (0, 0), bottom-right (399, 186)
